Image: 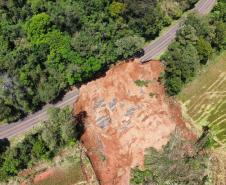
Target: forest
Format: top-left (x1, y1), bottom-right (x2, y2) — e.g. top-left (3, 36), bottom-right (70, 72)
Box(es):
top-left (163, 0), bottom-right (226, 95)
top-left (0, 0), bottom-right (199, 122)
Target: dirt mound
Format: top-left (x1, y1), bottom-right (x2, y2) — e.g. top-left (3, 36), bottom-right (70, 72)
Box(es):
top-left (73, 59), bottom-right (196, 185)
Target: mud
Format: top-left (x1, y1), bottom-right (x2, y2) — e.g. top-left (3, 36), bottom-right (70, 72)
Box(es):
top-left (73, 59), bottom-right (197, 185)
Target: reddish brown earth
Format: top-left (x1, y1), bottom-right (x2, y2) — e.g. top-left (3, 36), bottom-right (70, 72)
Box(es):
top-left (73, 59), bottom-right (197, 185)
top-left (21, 169), bottom-right (55, 185)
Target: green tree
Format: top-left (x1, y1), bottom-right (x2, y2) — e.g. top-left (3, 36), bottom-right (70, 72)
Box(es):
top-left (213, 21), bottom-right (226, 47)
top-left (61, 122), bottom-right (77, 143)
top-left (195, 36), bottom-right (212, 61)
top-left (24, 13), bottom-right (52, 46)
top-left (177, 25), bottom-right (198, 45)
top-left (212, 2), bottom-right (226, 22)
top-left (165, 42), bottom-right (199, 95)
top-left (32, 140), bottom-right (46, 157)
top-left (166, 76), bottom-right (183, 95)
top-left (0, 168), bottom-right (9, 182)
top-left (109, 2), bottom-right (124, 17)
top-left (0, 99), bottom-right (11, 121)
top-left (185, 10), bottom-right (215, 42)
top-left (3, 158), bottom-right (21, 174)
top-left (41, 128), bottom-right (58, 150)
top-left (115, 35), bottom-right (145, 58)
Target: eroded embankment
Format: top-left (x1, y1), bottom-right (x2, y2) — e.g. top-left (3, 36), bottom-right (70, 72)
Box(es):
top-left (73, 59), bottom-right (196, 185)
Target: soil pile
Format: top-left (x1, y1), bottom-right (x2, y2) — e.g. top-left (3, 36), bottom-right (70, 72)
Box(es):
top-left (73, 59), bottom-right (196, 185)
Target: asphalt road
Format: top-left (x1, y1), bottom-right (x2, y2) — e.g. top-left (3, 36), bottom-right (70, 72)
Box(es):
top-left (0, 90), bottom-right (79, 139)
top-left (137, 0), bottom-right (216, 63)
top-left (0, 0), bottom-right (216, 139)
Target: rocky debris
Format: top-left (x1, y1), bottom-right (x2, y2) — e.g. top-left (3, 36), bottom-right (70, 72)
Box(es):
top-left (94, 97), bottom-right (105, 108)
top-left (96, 116), bottom-right (111, 130)
top-left (127, 120), bottom-right (132, 127)
top-left (120, 102), bottom-right (125, 107)
top-left (109, 98), bottom-right (117, 112)
top-left (120, 125), bottom-right (126, 131)
top-left (101, 103), bottom-right (106, 107)
top-left (140, 89), bottom-right (145, 94)
top-left (74, 59), bottom-right (197, 185)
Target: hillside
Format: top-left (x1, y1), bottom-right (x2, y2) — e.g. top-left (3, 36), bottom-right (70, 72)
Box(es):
top-left (73, 59), bottom-right (196, 184)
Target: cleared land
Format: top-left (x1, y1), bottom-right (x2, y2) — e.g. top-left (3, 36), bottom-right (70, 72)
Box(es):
top-left (177, 51), bottom-right (226, 149)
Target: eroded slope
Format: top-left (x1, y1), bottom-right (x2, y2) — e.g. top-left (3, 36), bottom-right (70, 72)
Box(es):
top-left (74, 59), bottom-right (195, 185)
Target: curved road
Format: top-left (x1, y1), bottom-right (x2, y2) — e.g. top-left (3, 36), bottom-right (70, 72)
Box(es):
top-left (0, 0), bottom-right (216, 139)
top-left (0, 90), bottom-right (79, 139)
top-left (138, 0), bottom-right (216, 63)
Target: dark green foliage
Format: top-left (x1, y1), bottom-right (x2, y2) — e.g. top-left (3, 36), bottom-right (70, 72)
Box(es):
top-left (177, 25), bottom-right (198, 45)
top-left (130, 128), bottom-right (214, 184)
top-left (163, 6), bottom-right (226, 95)
top-left (195, 36), bottom-right (212, 62)
top-left (33, 140), bottom-right (46, 158)
top-left (0, 106), bottom-right (77, 182)
top-left (0, 0), bottom-right (199, 122)
top-left (164, 41), bottom-right (199, 95)
top-left (213, 21), bottom-right (226, 47)
top-left (184, 10), bottom-right (215, 42)
top-left (212, 2), bottom-right (226, 22)
top-left (115, 35), bottom-right (145, 58)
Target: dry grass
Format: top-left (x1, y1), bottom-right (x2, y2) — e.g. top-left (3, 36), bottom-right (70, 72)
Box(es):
top-left (177, 51), bottom-right (226, 149)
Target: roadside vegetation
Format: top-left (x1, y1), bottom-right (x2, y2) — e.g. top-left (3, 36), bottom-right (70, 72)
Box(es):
top-left (0, 0), bottom-right (199, 123)
top-left (160, 0), bottom-right (226, 150)
top-left (0, 105), bottom-right (87, 184)
top-left (162, 0), bottom-right (226, 95)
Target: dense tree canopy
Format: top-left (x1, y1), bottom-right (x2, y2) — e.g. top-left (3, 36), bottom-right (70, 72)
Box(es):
top-left (163, 5), bottom-right (226, 95)
top-left (0, 0), bottom-right (199, 122)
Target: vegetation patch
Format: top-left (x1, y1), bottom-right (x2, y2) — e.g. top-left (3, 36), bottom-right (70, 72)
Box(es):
top-left (149, 92), bottom-right (158, 98)
top-left (162, 2), bottom-right (226, 95)
top-left (130, 128), bottom-right (215, 184)
top-left (0, 105), bottom-right (87, 184)
top-left (134, 80), bottom-right (154, 87)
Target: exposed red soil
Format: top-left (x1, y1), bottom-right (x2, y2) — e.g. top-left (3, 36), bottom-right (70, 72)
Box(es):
top-left (73, 59), bottom-right (197, 185)
top-left (169, 99), bottom-right (197, 141)
top-left (21, 169), bottom-right (56, 185)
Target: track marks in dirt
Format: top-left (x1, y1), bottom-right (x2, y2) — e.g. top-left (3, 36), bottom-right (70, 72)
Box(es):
top-left (187, 72), bottom-right (226, 112)
top-left (188, 73), bottom-right (226, 115)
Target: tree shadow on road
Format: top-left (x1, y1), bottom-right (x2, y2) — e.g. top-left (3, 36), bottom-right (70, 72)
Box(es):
top-left (0, 138), bottom-right (10, 153)
top-left (134, 49), bottom-right (145, 59)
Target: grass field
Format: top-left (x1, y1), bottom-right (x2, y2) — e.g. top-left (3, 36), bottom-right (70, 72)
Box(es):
top-left (177, 51), bottom-right (226, 150)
